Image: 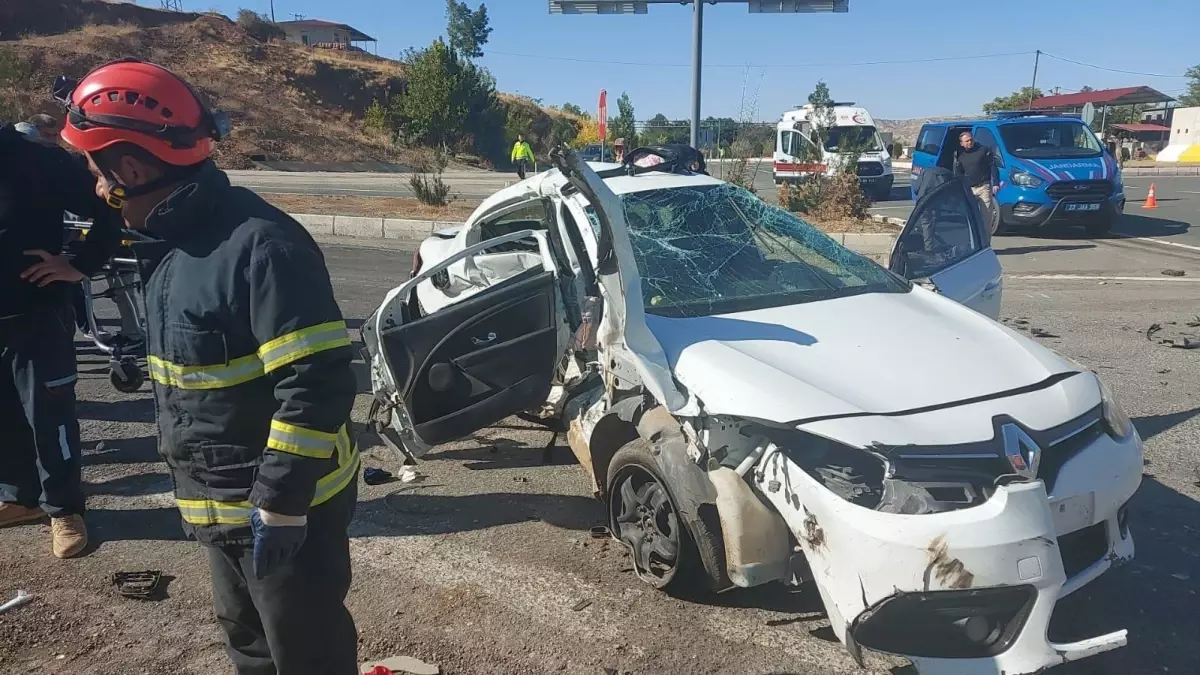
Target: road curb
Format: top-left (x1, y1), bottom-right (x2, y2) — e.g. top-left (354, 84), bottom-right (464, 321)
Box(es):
top-left (1121, 167), bottom-right (1200, 176)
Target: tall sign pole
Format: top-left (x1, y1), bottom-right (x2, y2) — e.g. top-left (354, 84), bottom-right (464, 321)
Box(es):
top-left (690, 2), bottom-right (704, 148)
top-left (598, 89), bottom-right (608, 160)
top-left (550, 1), bottom-right (848, 149)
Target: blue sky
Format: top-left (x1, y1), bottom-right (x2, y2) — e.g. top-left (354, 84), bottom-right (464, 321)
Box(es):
top-left (166, 0), bottom-right (1196, 120)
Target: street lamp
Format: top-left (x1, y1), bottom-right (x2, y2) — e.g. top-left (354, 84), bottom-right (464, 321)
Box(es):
top-left (549, 0), bottom-right (848, 148)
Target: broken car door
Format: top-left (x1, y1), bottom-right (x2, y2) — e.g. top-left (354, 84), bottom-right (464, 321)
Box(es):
top-left (367, 229), bottom-right (568, 457)
top-left (889, 177), bottom-right (1003, 319)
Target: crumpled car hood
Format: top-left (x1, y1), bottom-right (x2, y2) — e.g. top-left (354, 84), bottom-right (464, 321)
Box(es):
top-left (645, 287), bottom-right (1077, 424)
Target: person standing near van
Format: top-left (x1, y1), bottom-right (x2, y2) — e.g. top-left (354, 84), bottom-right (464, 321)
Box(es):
top-left (953, 131), bottom-right (999, 233)
top-left (511, 134), bottom-right (534, 180)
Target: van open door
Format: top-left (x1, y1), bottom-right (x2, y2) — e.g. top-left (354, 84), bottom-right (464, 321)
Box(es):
top-left (889, 177), bottom-right (1003, 318)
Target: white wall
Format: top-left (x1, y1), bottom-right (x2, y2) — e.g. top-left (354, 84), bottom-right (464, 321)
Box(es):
top-left (1170, 107), bottom-right (1200, 146)
top-left (282, 26), bottom-right (351, 46)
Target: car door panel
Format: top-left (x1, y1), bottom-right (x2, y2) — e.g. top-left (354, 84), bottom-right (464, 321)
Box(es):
top-left (368, 229), bottom-right (565, 453)
top-left (385, 268), bottom-right (560, 445)
top-left (890, 177), bottom-right (1003, 318)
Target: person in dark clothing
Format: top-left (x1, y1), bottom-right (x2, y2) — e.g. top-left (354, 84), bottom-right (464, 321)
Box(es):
top-left (59, 59), bottom-right (359, 675)
top-left (953, 130), bottom-right (1000, 234)
top-left (0, 122), bottom-right (121, 558)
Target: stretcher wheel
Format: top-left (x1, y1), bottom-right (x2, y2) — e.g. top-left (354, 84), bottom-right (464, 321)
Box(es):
top-left (110, 358), bottom-right (144, 393)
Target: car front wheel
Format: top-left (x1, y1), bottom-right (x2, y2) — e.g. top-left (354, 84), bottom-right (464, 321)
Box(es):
top-left (607, 441), bottom-right (698, 592)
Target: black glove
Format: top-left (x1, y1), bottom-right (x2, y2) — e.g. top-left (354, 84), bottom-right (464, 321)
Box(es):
top-left (250, 509), bottom-right (308, 580)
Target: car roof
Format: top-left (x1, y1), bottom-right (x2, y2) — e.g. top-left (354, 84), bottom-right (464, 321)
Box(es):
top-left (471, 162), bottom-right (727, 218)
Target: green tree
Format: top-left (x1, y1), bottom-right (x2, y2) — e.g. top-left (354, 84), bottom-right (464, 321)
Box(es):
top-left (611, 92), bottom-right (637, 146)
top-left (400, 39), bottom-right (498, 152)
top-left (982, 86), bottom-right (1044, 113)
top-left (446, 0), bottom-right (492, 59)
top-left (1180, 65), bottom-right (1200, 107)
top-left (561, 102), bottom-right (584, 117)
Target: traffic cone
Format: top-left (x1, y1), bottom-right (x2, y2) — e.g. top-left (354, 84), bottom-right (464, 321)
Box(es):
top-left (1143, 183), bottom-right (1159, 209)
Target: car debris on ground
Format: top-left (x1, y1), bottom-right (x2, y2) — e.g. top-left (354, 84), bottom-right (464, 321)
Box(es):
top-left (359, 654), bottom-right (440, 675)
top-left (111, 570), bottom-right (166, 600)
top-left (0, 589), bottom-right (33, 615)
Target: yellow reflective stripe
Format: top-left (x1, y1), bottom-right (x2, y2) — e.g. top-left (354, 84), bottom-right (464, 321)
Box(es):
top-left (311, 447), bottom-right (360, 507)
top-left (257, 321), bottom-right (352, 374)
top-left (267, 419), bottom-right (337, 459)
top-left (148, 353), bottom-right (265, 390)
top-left (176, 498), bottom-right (253, 526)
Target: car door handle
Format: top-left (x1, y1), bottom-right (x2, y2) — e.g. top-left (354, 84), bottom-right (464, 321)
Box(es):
top-left (471, 332), bottom-right (497, 346)
top-left (982, 280), bottom-right (1001, 295)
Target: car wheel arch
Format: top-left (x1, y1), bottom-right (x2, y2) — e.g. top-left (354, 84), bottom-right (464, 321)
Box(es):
top-left (611, 404), bottom-right (733, 593)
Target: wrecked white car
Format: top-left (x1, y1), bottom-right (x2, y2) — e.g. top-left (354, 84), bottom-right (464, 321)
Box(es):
top-left (361, 147), bottom-right (1142, 674)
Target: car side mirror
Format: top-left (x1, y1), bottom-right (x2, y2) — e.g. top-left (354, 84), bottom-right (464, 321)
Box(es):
top-left (886, 143), bottom-right (894, 155)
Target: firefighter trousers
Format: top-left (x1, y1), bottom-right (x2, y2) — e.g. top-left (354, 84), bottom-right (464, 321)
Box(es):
top-left (206, 482), bottom-right (359, 675)
top-left (0, 304), bottom-right (84, 517)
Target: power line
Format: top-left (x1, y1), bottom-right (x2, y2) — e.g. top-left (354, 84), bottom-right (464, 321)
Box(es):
top-left (485, 49), bottom-right (1033, 69)
top-left (1040, 52), bottom-right (1188, 79)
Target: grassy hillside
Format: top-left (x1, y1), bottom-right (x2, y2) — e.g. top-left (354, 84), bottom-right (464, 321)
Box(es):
top-left (0, 0), bottom-right (579, 169)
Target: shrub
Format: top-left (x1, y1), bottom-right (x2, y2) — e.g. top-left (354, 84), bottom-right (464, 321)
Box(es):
top-left (891, 140), bottom-right (905, 158)
top-left (409, 149), bottom-right (453, 206)
top-left (236, 9), bottom-right (284, 42)
top-left (778, 173), bottom-right (872, 220)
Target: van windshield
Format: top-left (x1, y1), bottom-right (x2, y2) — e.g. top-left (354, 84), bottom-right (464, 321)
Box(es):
top-left (824, 125), bottom-right (883, 153)
top-left (998, 122), bottom-right (1102, 159)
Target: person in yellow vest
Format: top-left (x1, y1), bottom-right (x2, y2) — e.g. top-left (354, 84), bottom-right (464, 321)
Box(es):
top-left (511, 134), bottom-right (534, 180)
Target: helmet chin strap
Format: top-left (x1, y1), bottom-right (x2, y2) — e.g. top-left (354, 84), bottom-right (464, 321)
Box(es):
top-left (101, 162), bottom-right (201, 210)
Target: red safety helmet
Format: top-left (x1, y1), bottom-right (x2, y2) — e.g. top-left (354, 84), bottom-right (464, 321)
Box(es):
top-left (57, 59), bottom-right (228, 167)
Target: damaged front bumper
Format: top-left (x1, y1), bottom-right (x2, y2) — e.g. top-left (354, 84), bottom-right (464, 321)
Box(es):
top-left (753, 428), bottom-right (1142, 674)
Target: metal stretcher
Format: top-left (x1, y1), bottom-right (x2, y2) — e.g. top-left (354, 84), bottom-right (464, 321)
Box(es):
top-left (65, 218), bottom-right (149, 393)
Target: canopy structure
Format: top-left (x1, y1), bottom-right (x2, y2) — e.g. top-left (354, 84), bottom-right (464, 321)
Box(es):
top-left (1031, 86), bottom-right (1175, 110)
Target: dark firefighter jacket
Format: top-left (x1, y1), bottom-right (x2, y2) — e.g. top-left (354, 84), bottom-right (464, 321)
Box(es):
top-left (133, 162), bottom-right (358, 547)
top-left (0, 124), bottom-right (122, 319)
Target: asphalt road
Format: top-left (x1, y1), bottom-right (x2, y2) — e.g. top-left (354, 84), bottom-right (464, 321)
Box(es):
top-left (2, 228), bottom-right (1197, 674)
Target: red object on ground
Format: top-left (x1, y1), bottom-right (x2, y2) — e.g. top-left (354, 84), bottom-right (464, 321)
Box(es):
top-left (365, 666), bottom-right (393, 675)
top-left (1144, 183), bottom-right (1159, 209)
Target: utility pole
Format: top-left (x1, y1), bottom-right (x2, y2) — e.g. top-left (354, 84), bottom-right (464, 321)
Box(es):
top-left (160, 0), bottom-right (183, 11)
top-left (1028, 49), bottom-right (1041, 109)
top-left (270, 0), bottom-right (275, 22)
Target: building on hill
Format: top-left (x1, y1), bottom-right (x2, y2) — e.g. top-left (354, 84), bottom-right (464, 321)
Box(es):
top-left (277, 19), bottom-right (376, 53)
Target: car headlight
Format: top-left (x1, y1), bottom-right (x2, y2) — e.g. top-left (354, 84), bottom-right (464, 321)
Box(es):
top-left (1010, 170), bottom-right (1043, 188)
top-left (1097, 374), bottom-right (1133, 439)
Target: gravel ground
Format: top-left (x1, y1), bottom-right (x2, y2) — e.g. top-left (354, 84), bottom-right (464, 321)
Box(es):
top-left (1, 236), bottom-right (1198, 675)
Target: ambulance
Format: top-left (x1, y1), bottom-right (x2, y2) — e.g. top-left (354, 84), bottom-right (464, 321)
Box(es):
top-left (773, 102), bottom-right (895, 200)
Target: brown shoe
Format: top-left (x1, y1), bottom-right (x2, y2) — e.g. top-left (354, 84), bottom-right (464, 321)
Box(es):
top-left (51, 515), bottom-right (89, 558)
top-left (0, 503), bottom-right (45, 528)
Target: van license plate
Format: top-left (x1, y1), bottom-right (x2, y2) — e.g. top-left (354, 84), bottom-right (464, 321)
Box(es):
top-left (1065, 203), bottom-right (1101, 212)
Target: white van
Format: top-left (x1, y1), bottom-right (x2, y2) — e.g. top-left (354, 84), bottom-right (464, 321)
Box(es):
top-left (773, 102), bottom-right (895, 200)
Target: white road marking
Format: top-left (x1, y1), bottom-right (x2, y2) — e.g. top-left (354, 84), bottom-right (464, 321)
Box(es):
top-left (1011, 274), bottom-right (1200, 282)
top-left (1180, 191), bottom-right (1200, 194)
top-left (1112, 234), bottom-right (1200, 253)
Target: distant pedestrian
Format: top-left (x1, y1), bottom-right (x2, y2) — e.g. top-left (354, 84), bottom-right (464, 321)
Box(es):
top-left (511, 134), bottom-right (534, 180)
top-left (613, 138), bottom-right (626, 163)
top-left (953, 131), bottom-right (999, 234)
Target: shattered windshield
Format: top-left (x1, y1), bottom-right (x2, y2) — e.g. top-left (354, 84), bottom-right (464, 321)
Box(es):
top-left (586, 183), bottom-right (907, 318)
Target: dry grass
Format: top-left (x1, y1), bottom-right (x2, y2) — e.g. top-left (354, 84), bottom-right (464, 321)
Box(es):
top-left (262, 194), bottom-right (481, 221)
top-left (803, 216), bottom-right (901, 234)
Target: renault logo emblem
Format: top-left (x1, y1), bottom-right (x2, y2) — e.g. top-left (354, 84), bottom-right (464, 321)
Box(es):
top-left (1002, 423), bottom-right (1041, 479)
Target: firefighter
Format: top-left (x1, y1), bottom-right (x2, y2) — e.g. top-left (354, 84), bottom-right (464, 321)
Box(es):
top-left (0, 117), bottom-right (121, 558)
top-left (58, 59), bottom-right (360, 674)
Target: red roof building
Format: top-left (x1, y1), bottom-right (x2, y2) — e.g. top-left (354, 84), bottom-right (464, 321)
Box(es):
top-left (1031, 86), bottom-right (1174, 110)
